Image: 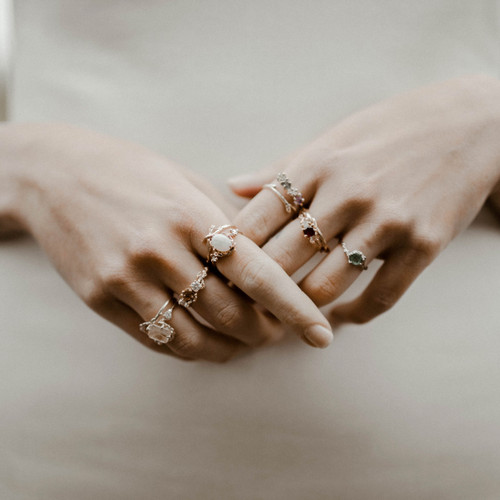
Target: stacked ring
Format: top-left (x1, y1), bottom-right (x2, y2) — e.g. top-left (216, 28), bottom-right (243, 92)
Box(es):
top-left (177, 267), bottom-right (209, 308)
top-left (263, 183), bottom-right (297, 214)
top-left (341, 242), bottom-right (368, 270)
top-left (204, 224), bottom-right (240, 264)
top-left (277, 172), bottom-right (305, 209)
top-left (298, 210), bottom-right (330, 253)
top-left (139, 298), bottom-right (176, 345)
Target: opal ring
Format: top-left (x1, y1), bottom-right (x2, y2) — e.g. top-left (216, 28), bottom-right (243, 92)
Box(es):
top-left (277, 172), bottom-right (305, 209)
top-left (204, 225), bottom-right (239, 264)
top-left (177, 267), bottom-right (209, 308)
top-left (298, 210), bottom-right (330, 253)
top-left (139, 298), bottom-right (176, 345)
top-left (341, 242), bottom-right (368, 270)
top-left (263, 183), bottom-right (297, 214)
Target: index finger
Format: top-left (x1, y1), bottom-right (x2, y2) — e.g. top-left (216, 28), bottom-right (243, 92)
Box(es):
top-left (191, 227), bottom-right (334, 348)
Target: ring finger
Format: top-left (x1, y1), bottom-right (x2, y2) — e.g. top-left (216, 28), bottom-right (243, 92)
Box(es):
top-left (114, 282), bottom-right (244, 363)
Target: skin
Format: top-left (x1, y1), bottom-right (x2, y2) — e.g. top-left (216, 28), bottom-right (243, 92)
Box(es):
top-left (0, 123), bottom-right (333, 362)
top-left (230, 75), bottom-right (500, 326)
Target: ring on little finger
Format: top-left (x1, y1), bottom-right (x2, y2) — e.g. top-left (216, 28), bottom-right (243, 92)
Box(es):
top-left (204, 224), bottom-right (239, 264)
top-left (341, 242), bottom-right (368, 270)
top-left (298, 210), bottom-right (330, 253)
top-left (140, 298), bottom-right (176, 345)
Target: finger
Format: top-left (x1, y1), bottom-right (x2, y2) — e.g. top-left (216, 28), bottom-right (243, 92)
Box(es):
top-left (300, 224), bottom-right (388, 306)
top-left (228, 165), bottom-right (277, 198)
top-left (96, 298), bottom-right (194, 360)
top-left (262, 186), bottom-right (374, 275)
top-left (151, 250), bottom-right (286, 347)
top-left (192, 231), bottom-right (334, 348)
top-left (329, 247), bottom-right (431, 324)
top-left (113, 282), bottom-right (244, 363)
top-left (234, 173), bottom-right (317, 247)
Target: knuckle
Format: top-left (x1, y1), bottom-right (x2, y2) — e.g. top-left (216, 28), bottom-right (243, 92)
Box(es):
top-left (410, 233), bottom-right (441, 260)
top-left (367, 287), bottom-right (399, 316)
top-left (170, 332), bottom-right (203, 357)
top-left (239, 258), bottom-right (268, 291)
top-left (84, 285), bottom-right (111, 312)
top-left (304, 273), bottom-right (341, 305)
top-left (85, 265), bottom-right (131, 310)
top-left (214, 302), bottom-right (243, 331)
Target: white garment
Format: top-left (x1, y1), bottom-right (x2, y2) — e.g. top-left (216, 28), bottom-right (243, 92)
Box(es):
top-left (1, 1), bottom-right (500, 499)
top-left (0, 0), bottom-right (12, 119)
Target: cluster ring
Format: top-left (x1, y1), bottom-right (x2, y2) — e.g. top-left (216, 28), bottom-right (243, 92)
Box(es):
top-left (277, 172), bottom-right (305, 209)
top-left (298, 210), bottom-right (330, 253)
top-left (177, 267), bottom-right (209, 308)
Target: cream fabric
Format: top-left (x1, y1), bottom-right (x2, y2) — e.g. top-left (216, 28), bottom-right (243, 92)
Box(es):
top-left (0, 0), bottom-right (12, 119)
top-left (2, 1), bottom-right (500, 499)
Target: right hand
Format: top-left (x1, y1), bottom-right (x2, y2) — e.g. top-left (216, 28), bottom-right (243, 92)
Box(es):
top-left (1, 123), bottom-right (333, 362)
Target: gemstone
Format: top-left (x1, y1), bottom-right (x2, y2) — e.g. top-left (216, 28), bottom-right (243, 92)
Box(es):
top-left (348, 251), bottom-right (365, 266)
top-left (304, 227), bottom-right (315, 237)
top-left (147, 323), bottom-right (174, 344)
top-left (191, 282), bottom-right (202, 292)
top-left (294, 195), bottom-right (304, 205)
top-left (163, 308), bottom-right (173, 320)
top-left (211, 233), bottom-right (233, 253)
top-left (183, 289), bottom-right (197, 300)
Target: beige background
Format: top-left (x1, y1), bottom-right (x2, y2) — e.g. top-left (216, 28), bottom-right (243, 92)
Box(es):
top-left (1, 1), bottom-right (500, 499)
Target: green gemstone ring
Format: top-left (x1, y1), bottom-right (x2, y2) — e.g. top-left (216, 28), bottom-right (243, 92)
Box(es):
top-left (341, 242), bottom-right (368, 270)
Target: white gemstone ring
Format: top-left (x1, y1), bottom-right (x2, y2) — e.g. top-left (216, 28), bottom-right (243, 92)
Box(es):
top-left (298, 210), bottom-right (330, 253)
top-left (204, 224), bottom-right (239, 264)
top-left (341, 242), bottom-right (368, 270)
top-left (177, 267), bottom-right (209, 308)
top-left (139, 298), bottom-right (176, 345)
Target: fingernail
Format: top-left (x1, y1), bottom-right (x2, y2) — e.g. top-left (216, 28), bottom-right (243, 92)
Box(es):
top-left (303, 324), bottom-right (334, 348)
top-left (227, 173), bottom-right (258, 189)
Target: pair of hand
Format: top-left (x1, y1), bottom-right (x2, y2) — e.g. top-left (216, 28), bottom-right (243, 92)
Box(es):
top-left (2, 75), bottom-right (500, 362)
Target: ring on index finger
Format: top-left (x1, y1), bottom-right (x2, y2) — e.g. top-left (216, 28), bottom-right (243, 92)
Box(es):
top-left (263, 183), bottom-right (297, 214)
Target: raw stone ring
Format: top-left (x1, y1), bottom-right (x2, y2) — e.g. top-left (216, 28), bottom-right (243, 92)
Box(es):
top-left (204, 225), bottom-right (239, 264)
top-left (139, 298), bottom-right (176, 345)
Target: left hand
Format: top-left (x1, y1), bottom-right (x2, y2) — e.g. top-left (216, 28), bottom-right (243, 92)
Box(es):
top-left (229, 75), bottom-right (500, 326)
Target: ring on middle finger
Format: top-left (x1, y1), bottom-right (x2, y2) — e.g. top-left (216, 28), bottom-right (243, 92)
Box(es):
top-left (298, 210), bottom-right (330, 253)
top-left (177, 267), bottom-right (209, 308)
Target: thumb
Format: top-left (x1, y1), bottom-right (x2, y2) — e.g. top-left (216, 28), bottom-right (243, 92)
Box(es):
top-left (227, 167), bottom-right (275, 198)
